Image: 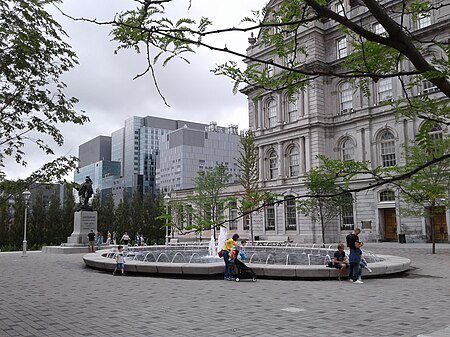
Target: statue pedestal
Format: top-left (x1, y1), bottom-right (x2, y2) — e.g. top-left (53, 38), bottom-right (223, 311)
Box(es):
top-left (65, 211), bottom-right (98, 246)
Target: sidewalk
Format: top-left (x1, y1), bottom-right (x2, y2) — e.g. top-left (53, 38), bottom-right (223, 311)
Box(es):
top-left (0, 243), bottom-right (449, 337)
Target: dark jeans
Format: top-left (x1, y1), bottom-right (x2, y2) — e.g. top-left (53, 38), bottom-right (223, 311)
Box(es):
top-left (348, 249), bottom-right (361, 282)
top-left (222, 250), bottom-right (231, 278)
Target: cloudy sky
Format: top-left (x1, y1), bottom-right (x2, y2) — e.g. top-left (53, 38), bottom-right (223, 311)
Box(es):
top-left (5, 0), bottom-right (267, 180)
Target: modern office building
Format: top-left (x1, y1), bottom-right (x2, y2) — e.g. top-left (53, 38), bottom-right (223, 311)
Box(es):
top-left (110, 116), bottom-right (208, 197)
top-left (78, 136), bottom-right (112, 167)
top-left (157, 122), bottom-right (240, 192)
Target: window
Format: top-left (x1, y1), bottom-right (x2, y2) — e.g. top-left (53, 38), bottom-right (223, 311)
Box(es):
top-left (373, 23), bottom-right (386, 36)
top-left (288, 146), bottom-right (300, 177)
top-left (417, 12), bottom-right (431, 29)
top-left (337, 37), bottom-right (348, 58)
top-left (422, 80), bottom-right (437, 94)
top-left (429, 125), bottom-right (443, 141)
top-left (287, 93), bottom-right (298, 123)
top-left (340, 193), bottom-right (354, 230)
top-left (335, 2), bottom-right (344, 16)
top-left (380, 131), bottom-right (396, 167)
top-left (268, 150), bottom-right (278, 179)
top-left (266, 60), bottom-right (274, 77)
top-left (229, 201), bottom-right (238, 230)
top-left (339, 82), bottom-right (353, 113)
top-left (266, 99), bottom-right (277, 128)
top-left (379, 190), bottom-right (395, 202)
top-left (265, 204), bottom-right (276, 230)
top-left (378, 78), bottom-right (393, 102)
top-left (243, 214), bottom-right (250, 231)
top-left (341, 138), bottom-right (355, 161)
top-left (284, 196), bottom-right (297, 230)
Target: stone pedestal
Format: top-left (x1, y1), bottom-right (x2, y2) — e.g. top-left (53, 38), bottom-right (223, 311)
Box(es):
top-left (66, 211), bottom-right (98, 246)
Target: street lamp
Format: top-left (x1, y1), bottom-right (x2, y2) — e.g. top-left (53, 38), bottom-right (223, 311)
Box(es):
top-left (163, 194), bottom-right (171, 245)
top-left (22, 190), bottom-right (31, 256)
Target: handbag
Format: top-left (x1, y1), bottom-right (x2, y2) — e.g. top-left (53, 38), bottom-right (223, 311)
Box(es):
top-left (218, 250), bottom-right (223, 258)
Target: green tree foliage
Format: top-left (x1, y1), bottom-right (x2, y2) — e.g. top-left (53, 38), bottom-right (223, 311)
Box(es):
top-left (0, 0), bottom-right (89, 176)
top-left (395, 124), bottom-right (450, 253)
top-left (191, 164), bottom-right (231, 240)
top-left (142, 192), bottom-right (165, 245)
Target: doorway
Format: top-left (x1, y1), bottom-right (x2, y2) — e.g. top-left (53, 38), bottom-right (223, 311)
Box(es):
top-left (383, 208), bottom-right (397, 241)
top-left (433, 207), bottom-right (448, 242)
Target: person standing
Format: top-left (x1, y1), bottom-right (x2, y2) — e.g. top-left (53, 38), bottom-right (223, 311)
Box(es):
top-left (221, 233), bottom-right (240, 281)
top-left (112, 246), bottom-right (125, 276)
top-left (112, 231), bottom-right (117, 245)
top-left (346, 228), bottom-right (363, 284)
top-left (106, 230), bottom-right (112, 245)
top-left (95, 231), bottom-right (102, 251)
top-left (87, 229), bottom-right (96, 253)
top-left (121, 232), bottom-right (130, 246)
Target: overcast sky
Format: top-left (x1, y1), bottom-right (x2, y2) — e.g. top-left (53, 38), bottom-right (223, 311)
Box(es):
top-left (5, 0), bottom-right (267, 180)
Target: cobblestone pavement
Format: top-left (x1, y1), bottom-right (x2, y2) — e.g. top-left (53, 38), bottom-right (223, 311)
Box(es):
top-left (0, 243), bottom-right (449, 337)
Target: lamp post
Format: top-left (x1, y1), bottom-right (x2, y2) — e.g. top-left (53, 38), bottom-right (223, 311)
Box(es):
top-left (163, 194), bottom-right (171, 245)
top-left (22, 190), bottom-right (31, 256)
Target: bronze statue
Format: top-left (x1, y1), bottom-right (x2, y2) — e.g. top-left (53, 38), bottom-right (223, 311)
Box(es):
top-left (78, 176), bottom-right (94, 209)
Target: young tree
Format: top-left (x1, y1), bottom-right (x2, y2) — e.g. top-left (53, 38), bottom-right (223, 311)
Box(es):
top-left (192, 164), bottom-right (231, 240)
top-left (236, 129), bottom-right (261, 243)
top-left (142, 192), bottom-right (165, 244)
top-left (396, 124), bottom-right (450, 253)
top-left (46, 190), bottom-right (62, 245)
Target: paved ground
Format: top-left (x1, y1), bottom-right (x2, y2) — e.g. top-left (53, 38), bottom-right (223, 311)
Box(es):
top-left (0, 243), bottom-right (449, 337)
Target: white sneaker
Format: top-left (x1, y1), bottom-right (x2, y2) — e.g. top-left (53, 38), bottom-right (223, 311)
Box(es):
top-left (349, 279), bottom-right (354, 282)
top-left (353, 279), bottom-right (364, 284)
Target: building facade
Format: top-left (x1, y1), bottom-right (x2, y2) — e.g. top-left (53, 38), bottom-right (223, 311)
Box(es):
top-left (157, 122), bottom-right (240, 192)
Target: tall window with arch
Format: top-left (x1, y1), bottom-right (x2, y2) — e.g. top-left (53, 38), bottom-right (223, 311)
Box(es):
top-left (268, 149), bottom-right (278, 179)
top-left (287, 145), bottom-right (300, 177)
top-left (340, 193), bottom-right (354, 231)
top-left (284, 196), bottom-right (297, 230)
top-left (339, 82), bottom-right (353, 114)
top-left (341, 137), bottom-right (355, 161)
top-left (266, 99), bottom-right (277, 128)
top-left (379, 130), bottom-right (396, 167)
top-left (265, 204), bottom-right (276, 230)
top-left (429, 124), bottom-right (443, 141)
top-left (286, 93), bottom-right (298, 123)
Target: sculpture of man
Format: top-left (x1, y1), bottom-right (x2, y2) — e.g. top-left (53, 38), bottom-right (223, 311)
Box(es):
top-left (78, 176), bottom-right (94, 208)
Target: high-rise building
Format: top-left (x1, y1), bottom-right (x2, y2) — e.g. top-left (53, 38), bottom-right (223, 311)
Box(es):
top-left (78, 136), bottom-right (112, 167)
top-left (111, 116), bottom-right (208, 197)
top-left (157, 122), bottom-right (240, 192)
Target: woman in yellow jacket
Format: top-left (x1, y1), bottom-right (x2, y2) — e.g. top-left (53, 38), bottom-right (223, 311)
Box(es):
top-left (222, 233), bottom-right (240, 280)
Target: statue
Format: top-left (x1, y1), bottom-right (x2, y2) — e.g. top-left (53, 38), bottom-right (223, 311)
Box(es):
top-left (78, 176), bottom-right (94, 210)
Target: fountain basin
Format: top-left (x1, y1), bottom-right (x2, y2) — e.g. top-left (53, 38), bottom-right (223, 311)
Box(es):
top-left (83, 245), bottom-right (411, 279)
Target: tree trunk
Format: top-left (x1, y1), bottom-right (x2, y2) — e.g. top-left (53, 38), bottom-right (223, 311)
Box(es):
top-left (250, 212), bottom-right (254, 245)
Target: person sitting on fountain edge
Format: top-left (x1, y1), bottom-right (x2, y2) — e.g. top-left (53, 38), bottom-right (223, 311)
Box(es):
top-left (222, 233), bottom-right (240, 281)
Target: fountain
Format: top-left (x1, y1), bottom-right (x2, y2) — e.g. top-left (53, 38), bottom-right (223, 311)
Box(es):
top-left (83, 242), bottom-right (411, 280)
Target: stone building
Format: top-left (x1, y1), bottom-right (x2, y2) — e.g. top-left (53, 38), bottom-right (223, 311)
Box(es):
top-left (171, 0), bottom-right (449, 244)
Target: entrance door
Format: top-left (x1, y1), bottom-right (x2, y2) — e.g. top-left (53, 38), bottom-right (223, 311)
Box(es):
top-left (434, 207), bottom-right (448, 242)
top-left (384, 208), bottom-right (397, 241)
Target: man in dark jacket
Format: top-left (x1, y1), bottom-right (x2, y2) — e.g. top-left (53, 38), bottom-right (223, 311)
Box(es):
top-left (346, 228), bottom-right (363, 284)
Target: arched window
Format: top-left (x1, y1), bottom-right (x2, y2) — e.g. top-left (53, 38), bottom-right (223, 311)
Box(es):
top-left (266, 99), bottom-right (277, 128)
top-left (379, 190), bottom-right (395, 202)
top-left (379, 131), bottom-right (396, 167)
top-left (284, 196), bottom-right (297, 230)
top-left (341, 138), bottom-right (355, 161)
top-left (268, 149), bottom-right (278, 179)
top-left (286, 93), bottom-right (298, 123)
top-left (429, 125), bottom-right (443, 141)
top-left (287, 146), bottom-right (300, 177)
top-left (339, 82), bottom-right (353, 114)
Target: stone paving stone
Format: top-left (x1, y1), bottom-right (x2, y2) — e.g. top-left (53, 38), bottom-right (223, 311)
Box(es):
top-left (0, 244), bottom-right (449, 336)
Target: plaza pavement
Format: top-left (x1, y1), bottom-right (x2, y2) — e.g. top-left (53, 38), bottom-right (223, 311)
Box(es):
top-left (0, 242), bottom-right (449, 337)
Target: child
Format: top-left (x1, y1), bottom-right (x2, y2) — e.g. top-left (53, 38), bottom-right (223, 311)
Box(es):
top-left (239, 240), bottom-right (248, 261)
top-left (333, 243), bottom-right (349, 281)
top-left (112, 245), bottom-right (125, 276)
